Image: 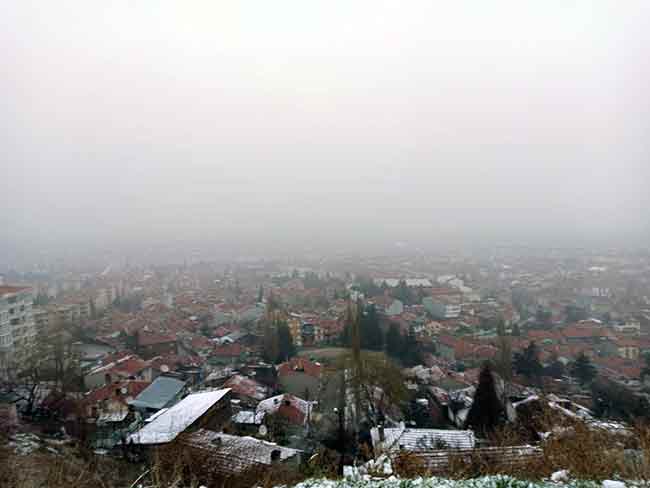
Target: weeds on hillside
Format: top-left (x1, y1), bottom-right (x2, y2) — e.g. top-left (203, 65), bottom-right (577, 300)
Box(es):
top-left (393, 411), bottom-right (650, 482)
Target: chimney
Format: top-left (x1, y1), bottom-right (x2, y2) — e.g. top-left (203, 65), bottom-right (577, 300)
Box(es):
top-left (270, 449), bottom-right (282, 464)
top-left (378, 425), bottom-right (385, 443)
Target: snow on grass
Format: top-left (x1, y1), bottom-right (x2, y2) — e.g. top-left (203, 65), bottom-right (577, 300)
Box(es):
top-left (285, 476), bottom-right (634, 488)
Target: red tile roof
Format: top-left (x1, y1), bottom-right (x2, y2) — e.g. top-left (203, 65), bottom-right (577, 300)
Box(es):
top-left (99, 350), bottom-right (134, 366)
top-left (562, 324), bottom-right (612, 340)
top-left (213, 326), bottom-right (232, 338)
top-left (277, 401), bottom-right (307, 425)
top-left (212, 343), bottom-right (244, 358)
top-left (189, 334), bottom-right (213, 351)
top-left (277, 357), bottom-right (322, 379)
top-left (593, 356), bottom-right (641, 379)
top-left (113, 357), bottom-right (151, 376)
top-left (430, 288), bottom-right (462, 296)
top-left (437, 335), bottom-right (497, 361)
top-left (528, 330), bottom-right (562, 342)
top-left (138, 332), bottom-right (177, 346)
top-left (84, 380), bottom-right (150, 407)
top-left (223, 375), bottom-right (267, 401)
top-left (0, 286), bottom-right (31, 296)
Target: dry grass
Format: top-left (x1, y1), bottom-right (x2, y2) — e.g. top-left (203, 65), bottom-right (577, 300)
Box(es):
top-left (0, 444), bottom-right (142, 488)
top-left (394, 415), bottom-right (650, 482)
top-left (5, 414), bottom-right (650, 487)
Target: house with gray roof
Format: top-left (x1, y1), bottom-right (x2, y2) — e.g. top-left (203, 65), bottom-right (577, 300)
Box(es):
top-left (128, 388), bottom-right (232, 445)
top-left (128, 375), bottom-right (187, 413)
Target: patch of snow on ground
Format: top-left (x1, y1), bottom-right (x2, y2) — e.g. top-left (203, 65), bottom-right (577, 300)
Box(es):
top-left (285, 475), bottom-right (614, 488)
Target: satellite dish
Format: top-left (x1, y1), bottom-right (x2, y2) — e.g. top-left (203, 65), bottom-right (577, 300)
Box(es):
top-left (160, 365), bottom-right (170, 373)
top-left (121, 387), bottom-right (128, 395)
top-left (258, 425), bottom-right (268, 437)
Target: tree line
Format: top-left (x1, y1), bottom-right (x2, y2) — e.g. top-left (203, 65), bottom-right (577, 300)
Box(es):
top-left (340, 302), bottom-right (422, 367)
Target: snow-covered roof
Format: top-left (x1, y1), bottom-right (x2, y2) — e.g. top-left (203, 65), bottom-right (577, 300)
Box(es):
top-left (144, 408), bottom-right (168, 423)
top-left (180, 429), bottom-right (300, 472)
top-left (404, 365), bottom-right (446, 383)
top-left (371, 424), bottom-right (475, 452)
top-left (256, 393), bottom-right (314, 425)
top-left (512, 395), bottom-right (540, 409)
top-left (224, 374), bottom-right (268, 401)
top-left (373, 278), bottom-right (433, 288)
top-left (128, 388), bottom-right (231, 445)
top-left (405, 279), bottom-right (433, 288)
top-left (257, 394), bottom-right (313, 416)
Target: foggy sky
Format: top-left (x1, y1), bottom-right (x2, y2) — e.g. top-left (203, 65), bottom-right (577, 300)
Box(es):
top-left (3, 1), bottom-right (650, 265)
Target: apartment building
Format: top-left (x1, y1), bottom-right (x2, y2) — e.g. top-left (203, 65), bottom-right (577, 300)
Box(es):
top-left (0, 285), bottom-right (37, 377)
top-left (423, 296), bottom-right (462, 320)
top-left (33, 307), bottom-right (50, 332)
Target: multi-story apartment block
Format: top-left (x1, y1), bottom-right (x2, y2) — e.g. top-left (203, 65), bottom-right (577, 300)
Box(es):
top-left (0, 285), bottom-right (36, 377)
top-left (423, 296), bottom-right (462, 320)
top-left (49, 303), bottom-right (81, 327)
top-left (33, 307), bottom-right (50, 332)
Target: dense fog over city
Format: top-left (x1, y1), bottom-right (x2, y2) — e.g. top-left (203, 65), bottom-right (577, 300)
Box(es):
top-left (5, 5), bottom-right (650, 487)
top-left (3, 2), bottom-right (650, 266)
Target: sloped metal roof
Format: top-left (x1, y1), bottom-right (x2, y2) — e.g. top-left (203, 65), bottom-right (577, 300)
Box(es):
top-left (128, 388), bottom-right (231, 445)
top-left (128, 376), bottom-right (187, 410)
top-left (371, 425), bottom-right (476, 452)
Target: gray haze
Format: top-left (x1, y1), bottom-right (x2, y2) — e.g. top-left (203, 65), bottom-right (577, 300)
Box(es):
top-left (3, 1), bottom-right (650, 264)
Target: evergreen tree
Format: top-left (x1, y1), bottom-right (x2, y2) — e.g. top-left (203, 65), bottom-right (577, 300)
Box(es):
top-left (127, 330), bottom-right (140, 354)
top-left (535, 308), bottom-right (552, 328)
top-left (257, 285), bottom-right (264, 303)
top-left (360, 304), bottom-right (383, 350)
top-left (642, 353), bottom-right (650, 382)
top-left (277, 320), bottom-right (296, 362)
top-left (570, 352), bottom-right (597, 385)
top-left (395, 280), bottom-right (413, 306)
top-left (566, 305), bottom-right (588, 323)
top-left (340, 322), bottom-right (351, 346)
top-left (465, 363), bottom-right (505, 434)
top-left (262, 321), bottom-right (280, 364)
top-left (385, 323), bottom-right (403, 359)
top-left (496, 319), bottom-right (506, 337)
top-left (200, 322), bottom-right (212, 337)
top-left (592, 379), bottom-right (650, 421)
top-left (513, 342), bottom-right (543, 382)
top-left (400, 327), bottom-right (421, 367)
top-left (340, 301), bottom-right (355, 346)
top-left (544, 357), bottom-right (566, 379)
top-left (33, 292), bottom-right (50, 307)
